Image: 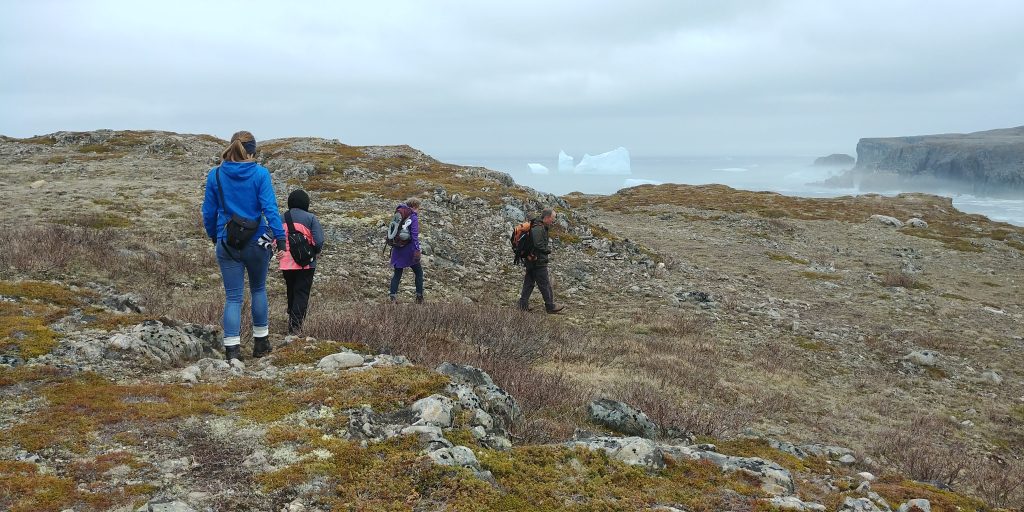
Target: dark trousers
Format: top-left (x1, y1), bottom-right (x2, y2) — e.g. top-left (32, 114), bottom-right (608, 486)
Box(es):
top-left (519, 265), bottom-right (554, 310)
top-left (390, 263), bottom-right (424, 297)
top-left (283, 268), bottom-right (315, 334)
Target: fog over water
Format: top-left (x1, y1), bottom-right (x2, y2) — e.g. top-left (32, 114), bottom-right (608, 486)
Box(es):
top-left (441, 153), bottom-right (1024, 226)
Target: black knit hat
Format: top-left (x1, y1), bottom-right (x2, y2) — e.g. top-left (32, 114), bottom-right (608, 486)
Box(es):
top-left (288, 189), bottom-right (310, 211)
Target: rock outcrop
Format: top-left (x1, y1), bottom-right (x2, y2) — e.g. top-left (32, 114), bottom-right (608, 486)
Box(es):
top-left (813, 153), bottom-right (855, 167)
top-left (851, 126), bottom-right (1024, 194)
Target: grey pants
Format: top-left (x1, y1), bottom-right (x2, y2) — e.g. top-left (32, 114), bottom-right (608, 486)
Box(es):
top-left (519, 266), bottom-right (554, 310)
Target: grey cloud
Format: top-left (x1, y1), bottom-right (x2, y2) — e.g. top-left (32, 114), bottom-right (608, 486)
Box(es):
top-left (2, 0), bottom-right (1023, 157)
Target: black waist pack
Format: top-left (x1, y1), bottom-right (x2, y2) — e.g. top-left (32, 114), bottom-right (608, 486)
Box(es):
top-left (216, 167), bottom-right (260, 250)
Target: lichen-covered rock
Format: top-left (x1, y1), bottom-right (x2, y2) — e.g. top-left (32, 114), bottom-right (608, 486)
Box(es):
top-left (104, 320), bottom-right (221, 368)
top-left (411, 394), bottom-right (455, 428)
top-left (905, 218), bottom-right (928, 228)
top-left (566, 436), bottom-right (664, 469)
top-left (587, 398), bottom-right (658, 438)
top-left (436, 362), bottom-right (520, 428)
top-left (839, 497), bottom-right (887, 512)
top-left (436, 362), bottom-right (494, 387)
top-left (768, 496), bottom-right (826, 511)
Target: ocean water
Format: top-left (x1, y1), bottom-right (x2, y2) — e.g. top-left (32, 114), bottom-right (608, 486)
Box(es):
top-left (442, 154), bottom-right (1024, 226)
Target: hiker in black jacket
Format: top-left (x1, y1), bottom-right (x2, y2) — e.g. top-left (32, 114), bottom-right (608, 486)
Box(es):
top-left (518, 208), bottom-right (564, 314)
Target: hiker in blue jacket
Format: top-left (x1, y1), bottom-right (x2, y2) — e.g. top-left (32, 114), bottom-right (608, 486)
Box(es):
top-left (201, 130), bottom-right (286, 361)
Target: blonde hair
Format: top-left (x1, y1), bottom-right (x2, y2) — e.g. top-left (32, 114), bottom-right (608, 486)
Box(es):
top-left (406, 197), bottom-right (422, 209)
top-left (221, 131), bottom-right (256, 163)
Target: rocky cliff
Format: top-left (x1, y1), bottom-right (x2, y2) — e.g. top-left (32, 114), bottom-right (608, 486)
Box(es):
top-left (852, 126), bottom-right (1024, 194)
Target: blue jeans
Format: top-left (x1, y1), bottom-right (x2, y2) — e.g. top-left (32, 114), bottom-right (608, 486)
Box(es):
top-left (389, 263), bottom-right (424, 297)
top-left (216, 241), bottom-right (271, 346)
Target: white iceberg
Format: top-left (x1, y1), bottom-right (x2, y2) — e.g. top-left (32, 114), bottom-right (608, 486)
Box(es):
top-left (527, 163), bottom-right (550, 174)
top-left (574, 147), bottom-right (631, 175)
top-left (712, 167), bottom-right (748, 173)
top-left (623, 178), bottom-right (662, 187)
top-left (558, 150), bottom-right (575, 172)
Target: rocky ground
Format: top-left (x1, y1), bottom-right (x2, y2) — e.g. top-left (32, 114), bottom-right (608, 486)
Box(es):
top-left (1, 130), bottom-right (1022, 511)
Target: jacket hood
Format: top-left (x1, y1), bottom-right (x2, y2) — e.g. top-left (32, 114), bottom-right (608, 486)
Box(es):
top-left (218, 160), bottom-right (260, 179)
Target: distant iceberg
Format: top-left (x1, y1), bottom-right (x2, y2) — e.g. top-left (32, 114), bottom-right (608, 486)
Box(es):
top-left (574, 147), bottom-right (631, 175)
top-left (527, 163), bottom-right (550, 174)
top-left (558, 150), bottom-right (575, 172)
top-left (712, 167), bottom-right (748, 173)
top-left (623, 178), bottom-right (662, 187)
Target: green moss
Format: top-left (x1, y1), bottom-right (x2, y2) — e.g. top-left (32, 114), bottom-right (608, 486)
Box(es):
top-left (3, 373), bottom-right (224, 452)
top-left (767, 252), bottom-right (809, 265)
top-left (0, 280), bottom-right (85, 306)
top-left (873, 477), bottom-right (988, 512)
top-left (0, 303), bottom-right (60, 359)
top-left (289, 365), bottom-right (449, 413)
top-left (58, 212), bottom-right (132, 229)
top-left (794, 336), bottom-right (827, 351)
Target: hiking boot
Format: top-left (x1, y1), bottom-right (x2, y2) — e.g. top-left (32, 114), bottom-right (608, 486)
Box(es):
top-left (253, 336), bottom-right (271, 358)
top-left (388, 294), bottom-right (397, 304)
top-left (545, 304), bottom-right (565, 314)
top-left (224, 344), bottom-right (242, 361)
top-left (415, 294), bottom-right (424, 304)
top-left (517, 300), bottom-right (530, 312)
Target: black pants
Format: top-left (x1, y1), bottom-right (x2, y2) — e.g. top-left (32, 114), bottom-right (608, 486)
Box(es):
top-left (390, 263), bottom-right (424, 297)
top-left (283, 268), bottom-right (315, 334)
top-left (519, 265), bottom-right (554, 310)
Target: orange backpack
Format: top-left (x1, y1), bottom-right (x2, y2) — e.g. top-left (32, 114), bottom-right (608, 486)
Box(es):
top-left (510, 220), bottom-right (536, 265)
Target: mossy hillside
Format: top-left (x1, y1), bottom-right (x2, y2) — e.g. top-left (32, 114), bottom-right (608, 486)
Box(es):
top-left (585, 183), bottom-right (1024, 253)
top-left (258, 437), bottom-right (776, 511)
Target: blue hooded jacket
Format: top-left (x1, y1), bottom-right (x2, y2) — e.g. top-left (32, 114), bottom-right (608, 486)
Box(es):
top-left (201, 161), bottom-right (286, 243)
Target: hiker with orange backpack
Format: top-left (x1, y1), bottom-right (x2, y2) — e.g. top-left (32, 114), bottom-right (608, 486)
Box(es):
top-left (513, 208), bottom-right (564, 314)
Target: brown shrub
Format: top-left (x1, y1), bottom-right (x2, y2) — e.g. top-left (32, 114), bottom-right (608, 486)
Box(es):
top-left (613, 380), bottom-right (756, 438)
top-left (872, 415), bottom-right (972, 487)
top-left (970, 456), bottom-right (1024, 508)
top-left (302, 302), bottom-right (573, 370)
top-left (881, 271), bottom-right (929, 290)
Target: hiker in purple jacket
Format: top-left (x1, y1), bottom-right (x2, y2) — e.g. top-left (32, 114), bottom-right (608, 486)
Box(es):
top-left (389, 197), bottom-right (424, 303)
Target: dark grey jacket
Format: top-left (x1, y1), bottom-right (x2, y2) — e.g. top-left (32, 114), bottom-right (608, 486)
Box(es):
top-left (528, 222), bottom-right (551, 268)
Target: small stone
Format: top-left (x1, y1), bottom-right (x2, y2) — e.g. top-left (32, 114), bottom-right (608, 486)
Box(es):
top-left (906, 218), bottom-right (928, 228)
top-left (30, 179), bottom-right (47, 189)
top-left (838, 453), bottom-right (856, 465)
top-left (857, 471), bottom-right (876, 481)
top-left (898, 499), bottom-right (931, 512)
top-left (980, 370), bottom-right (1003, 386)
top-left (870, 214), bottom-right (903, 227)
top-left (317, 352), bottom-right (364, 371)
top-left (180, 365), bottom-right (201, 383)
top-left (904, 350), bottom-right (939, 367)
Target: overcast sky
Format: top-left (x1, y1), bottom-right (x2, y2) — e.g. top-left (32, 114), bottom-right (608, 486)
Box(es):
top-left (2, 0), bottom-right (1023, 158)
